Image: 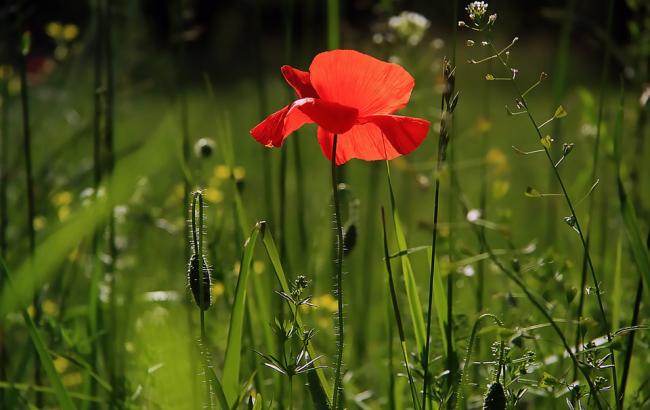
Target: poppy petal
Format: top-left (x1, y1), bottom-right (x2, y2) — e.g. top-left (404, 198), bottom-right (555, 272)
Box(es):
top-left (317, 115), bottom-right (430, 165)
top-left (309, 50), bottom-right (415, 117)
top-left (281, 65), bottom-right (318, 98)
top-left (251, 98), bottom-right (358, 148)
top-left (361, 114), bottom-right (430, 155)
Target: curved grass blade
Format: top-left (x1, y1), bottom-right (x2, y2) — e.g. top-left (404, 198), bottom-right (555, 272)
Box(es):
top-left (207, 368), bottom-right (230, 410)
top-left (454, 313), bottom-right (504, 410)
top-left (223, 225), bottom-right (261, 405)
top-left (0, 257), bottom-right (76, 410)
top-left (386, 162), bottom-right (426, 354)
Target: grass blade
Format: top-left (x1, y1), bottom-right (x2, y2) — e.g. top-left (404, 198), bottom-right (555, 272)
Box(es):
top-left (0, 257), bottom-right (76, 410)
top-left (223, 225), bottom-right (261, 405)
top-left (386, 163), bottom-right (426, 355)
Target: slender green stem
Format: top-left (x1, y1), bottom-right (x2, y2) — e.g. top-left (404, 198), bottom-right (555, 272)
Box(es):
top-left (423, 58), bottom-right (454, 409)
top-left (454, 313), bottom-right (504, 410)
top-left (19, 29), bottom-right (40, 407)
top-left (326, 0), bottom-right (340, 50)
top-left (574, 0), bottom-right (614, 388)
top-left (488, 41), bottom-right (617, 404)
top-left (331, 134), bottom-right (345, 410)
top-left (619, 281), bottom-right (643, 408)
top-left (102, 1), bottom-right (120, 404)
top-left (422, 177), bottom-right (441, 410)
top-left (0, 72), bottom-right (7, 409)
top-left (446, 2), bottom-right (459, 399)
top-left (88, 0), bottom-right (104, 405)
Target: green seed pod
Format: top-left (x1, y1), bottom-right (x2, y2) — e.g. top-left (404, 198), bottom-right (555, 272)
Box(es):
top-left (343, 223), bottom-right (357, 256)
top-left (483, 382), bottom-right (506, 410)
top-left (187, 253), bottom-right (211, 311)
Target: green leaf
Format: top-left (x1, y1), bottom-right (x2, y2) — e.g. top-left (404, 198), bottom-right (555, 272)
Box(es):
top-left (207, 368), bottom-right (231, 410)
top-left (386, 163), bottom-right (426, 354)
top-left (540, 135), bottom-right (553, 150)
top-left (553, 105), bottom-right (567, 118)
top-left (525, 187), bottom-right (542, 197)
top-left (0, 257), bottom-right (76, 410)
top-left (222, 226), bottom-right (261, 405)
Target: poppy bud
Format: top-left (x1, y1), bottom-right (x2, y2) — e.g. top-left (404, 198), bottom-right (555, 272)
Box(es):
top-left (187, 253), bottom-right (211, 311)
top-left (483, 382), bottom-right (506, 410)
top-left (343, 223), bottom-right (357, 255)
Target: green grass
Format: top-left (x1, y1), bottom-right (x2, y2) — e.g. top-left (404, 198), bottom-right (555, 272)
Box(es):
top-left (0, 1), bottom-right (649, 409)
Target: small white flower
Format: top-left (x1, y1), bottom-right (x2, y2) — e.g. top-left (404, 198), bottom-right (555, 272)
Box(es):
top-left (462, 265), bottom-right (476, 277)
top-left (467, 209), bottom-right (481, 222)
top-left (387, 11), bottom-right (430, 46)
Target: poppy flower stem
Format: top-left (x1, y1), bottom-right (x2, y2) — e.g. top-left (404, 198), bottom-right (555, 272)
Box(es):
top-left (331, 134), bottom-right (345, 410)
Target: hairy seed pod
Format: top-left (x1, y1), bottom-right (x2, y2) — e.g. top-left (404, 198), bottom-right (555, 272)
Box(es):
top-left (187, 253), bottom-right (211, 311)
top-left (343, 223), bottom-right (357, 256)
top-left (483, 382), bottom-right (506, 410)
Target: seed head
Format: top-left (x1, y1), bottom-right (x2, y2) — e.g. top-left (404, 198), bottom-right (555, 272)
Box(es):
top-left (194, 137), bottom-right (216, 158)
top-left (562, 143), bottom-right (574, 156)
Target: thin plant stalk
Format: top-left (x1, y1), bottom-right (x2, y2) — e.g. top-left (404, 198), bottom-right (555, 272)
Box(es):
top-left (87, 0), bottom-right (105, 405)
top-left (381, 208), bottom-right (420, 410)
top-left (18, 29), bottom-right (40, 406)
top-left (619, 280), bottom-right (643, 408)
top-left (574, 0), bottom-right (614, 385)
top-left (330, 134), bottom-right (345, 410)
top-left (488, 41), bottom-right (618, 404)
top-left (446, 1), bottom-right (459, 397)
top-left (449, 171), bottom-right (604, 408)
top-left (0, 62), bottom-right (9, 406)
top-left (619, 7), bottom-right (650, 407)
top-left (546, 0), bottom-right (576, 245)
top-left (326, 0), bottom-right (340, 50)
top-left (102, 0), bottom-right (120, 403)
top-left (423, 59), bottom-right (456, 410)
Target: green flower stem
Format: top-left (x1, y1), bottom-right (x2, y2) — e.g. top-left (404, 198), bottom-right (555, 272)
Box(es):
top-left (331, 134), bottom-right (345, 410)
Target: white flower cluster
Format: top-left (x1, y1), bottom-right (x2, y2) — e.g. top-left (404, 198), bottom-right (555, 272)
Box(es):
top-left (465, 1), bottom-right (488, 21)
top-left (387, 11), bottom-right (431, 46)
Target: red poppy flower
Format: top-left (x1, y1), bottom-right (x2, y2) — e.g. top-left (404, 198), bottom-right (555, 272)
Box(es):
top-left (250, 50), bottom-right (431, 165)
